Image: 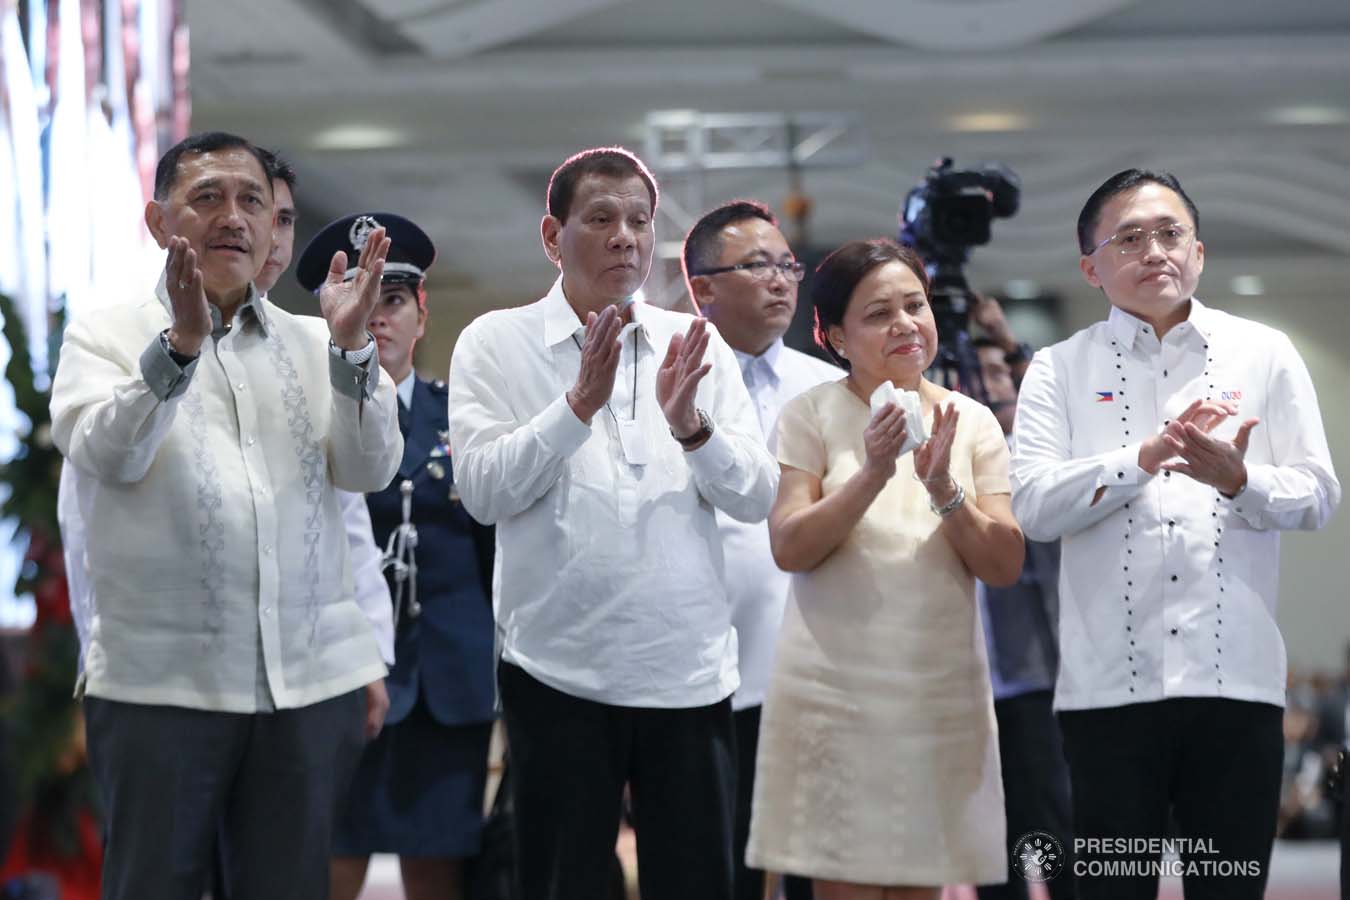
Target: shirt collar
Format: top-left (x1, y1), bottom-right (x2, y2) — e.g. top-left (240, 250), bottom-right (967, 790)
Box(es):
top-left (396, 372), bottom-right (415, 408)
top-left (155, 271), bottom-right (268, 337)
top-left (541, 276), bottom-right (585, 347)
top-left (734, 337), bottom-right (784, 385)
top-left (540, 275), bottom-right (651, 349)
top-left (1107, 297), bottom-right (1210, 350)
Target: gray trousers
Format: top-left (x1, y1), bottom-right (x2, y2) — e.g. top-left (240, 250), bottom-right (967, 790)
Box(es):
top-left (85, 690), bottom-right (365, 900)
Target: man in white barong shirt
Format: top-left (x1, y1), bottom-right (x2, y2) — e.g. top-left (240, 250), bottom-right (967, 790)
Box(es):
top-left (48, 131), bottom-right (402, 900)
top-left (446, 147), bottom-right (777, 900)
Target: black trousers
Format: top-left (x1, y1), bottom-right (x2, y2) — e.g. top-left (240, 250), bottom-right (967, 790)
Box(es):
top-left (498, 662), bottom-right (735, 900)
top-left (85, 690), bottom-right (365, 900)
top-left (1057, 698), bottom-right (1282, 900)
top-left (977, 690), bottom-right (1077, 900)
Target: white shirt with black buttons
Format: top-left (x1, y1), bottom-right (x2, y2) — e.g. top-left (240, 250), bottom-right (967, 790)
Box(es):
top-left (1011, 300), bottom-right (1339, 711)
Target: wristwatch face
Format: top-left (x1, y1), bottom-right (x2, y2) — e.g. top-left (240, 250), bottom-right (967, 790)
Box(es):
top-left (676, 409), bottom-right (713, 446)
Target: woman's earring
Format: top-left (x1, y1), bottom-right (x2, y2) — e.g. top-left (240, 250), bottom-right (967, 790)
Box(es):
top-left (835, 345), bottom-right (847, 359)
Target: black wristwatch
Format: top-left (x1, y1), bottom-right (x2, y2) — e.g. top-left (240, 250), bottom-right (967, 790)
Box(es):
top-left (160, 329), bottom-right (199, 367)
top-left (672, 408), bottom-right (713, 449)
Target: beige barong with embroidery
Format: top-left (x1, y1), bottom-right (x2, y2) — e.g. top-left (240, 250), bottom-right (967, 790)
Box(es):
top-left (49, 277), bottom-right (401, 712)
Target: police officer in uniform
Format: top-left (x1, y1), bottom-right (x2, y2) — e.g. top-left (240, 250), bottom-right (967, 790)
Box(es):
top-left (298, 214), bottom-right (495, 900)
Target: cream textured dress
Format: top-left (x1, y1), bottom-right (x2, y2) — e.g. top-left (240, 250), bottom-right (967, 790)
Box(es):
top-left (746, 380), bottom-right (1009, 887)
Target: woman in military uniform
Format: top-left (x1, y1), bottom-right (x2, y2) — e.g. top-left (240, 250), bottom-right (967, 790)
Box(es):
top-left (298, 214), bottom-right (495, 900)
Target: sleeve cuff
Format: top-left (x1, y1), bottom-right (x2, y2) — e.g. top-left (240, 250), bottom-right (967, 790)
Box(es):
top-left (1227, 463), bottom-right (1270, 526)
top-left (1097, 443), bottom-right (1150, 490)
top-left (329, 340), bottom-right (381, 401)
top-left (683, 422), bottom-right (736, 479)
top-left (535, 393), bottom-right (593, 457)
top-left (140, 332), bottom-right (198, 401)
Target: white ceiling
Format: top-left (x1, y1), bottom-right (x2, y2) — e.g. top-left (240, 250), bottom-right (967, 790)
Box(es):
top-left (188, 0), bottom-right (1350, 346)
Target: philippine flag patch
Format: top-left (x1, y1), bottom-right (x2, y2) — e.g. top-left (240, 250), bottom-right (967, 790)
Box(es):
top-left (1096, 391), bottom-right (1114, 402)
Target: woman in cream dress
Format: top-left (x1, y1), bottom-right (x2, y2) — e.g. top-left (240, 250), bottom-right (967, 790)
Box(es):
top-left (746, 238), bottom-right (1025, 899)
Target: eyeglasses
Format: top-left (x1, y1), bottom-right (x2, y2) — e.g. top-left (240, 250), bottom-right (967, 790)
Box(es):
top-left (693, 259), bottom-right (806, 283)
top-left (1091, 223), bottom-right (1195, 256)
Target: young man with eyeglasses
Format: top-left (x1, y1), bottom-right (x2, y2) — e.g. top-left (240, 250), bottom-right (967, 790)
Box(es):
top-left (1010, 169), bottom-right (1339, 899)
top-left (683, 200), bottom-right (841, 900)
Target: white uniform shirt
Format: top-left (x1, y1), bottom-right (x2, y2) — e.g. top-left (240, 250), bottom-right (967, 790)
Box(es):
top-left (446, 276), bottom-right (778, 708)
top-left (50, 277), bottom-right (403, 711)
top-left (1011, 300), bottom-right (1339, 711)
top-left (337, 489), bottom-right (396, 667)
top-left (722, 339), bottom-right (842, 710)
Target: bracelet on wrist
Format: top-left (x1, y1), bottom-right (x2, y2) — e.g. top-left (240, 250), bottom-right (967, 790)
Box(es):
top-left (929, 482), bottom-right (966, 518)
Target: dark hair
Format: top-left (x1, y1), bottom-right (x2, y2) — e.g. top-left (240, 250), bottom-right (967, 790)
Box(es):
top-left (812, 238), bottom-right (930, 371)
top-left (1076, 169), bottom-right (1199, 255)
top-left (153, 131), bottom-right (272, 202)
top-left (258, 147), bottom-right (297, 191)
top-left (681, 199), bottom-right (777, 287)
top-left (546, 147), bottom-right (658, 223)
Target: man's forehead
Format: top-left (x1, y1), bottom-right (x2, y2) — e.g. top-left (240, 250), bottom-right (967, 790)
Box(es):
top-left (271, 179), bottom-right (296, 213)
top-left (574, 173), bottom-right (652, 208)
top-left (1102, 184), bottom-right (1189, 226)
top-left (178, 148), bottom-right (269, 190)
top-left (720, 218), bottom-right (788, 258)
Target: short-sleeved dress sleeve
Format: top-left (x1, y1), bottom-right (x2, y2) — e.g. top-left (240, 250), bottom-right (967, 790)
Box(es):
top-left (774, 390), bottom-right (827, 478)
top-left (968, 400), bottom-right (1012, 497)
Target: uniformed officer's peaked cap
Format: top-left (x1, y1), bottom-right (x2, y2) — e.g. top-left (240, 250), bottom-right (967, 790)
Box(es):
top-left (295, 212), bottom-right (436, 294)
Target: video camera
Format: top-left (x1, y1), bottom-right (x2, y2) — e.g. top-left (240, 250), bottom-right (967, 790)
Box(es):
top-left (899, 157), bottom-right (1021, 395)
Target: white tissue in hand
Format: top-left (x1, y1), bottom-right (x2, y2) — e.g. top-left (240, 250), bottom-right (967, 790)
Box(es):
top-left (868, 381), bottom-right (928, 456)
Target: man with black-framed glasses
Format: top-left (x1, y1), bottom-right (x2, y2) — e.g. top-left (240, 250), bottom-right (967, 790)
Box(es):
top-left (683, 200), bottom-right (841, 900)
top-left (1011, 169), bottom-right (1339, 899)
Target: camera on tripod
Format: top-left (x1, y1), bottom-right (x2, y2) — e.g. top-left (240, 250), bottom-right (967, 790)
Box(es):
top-left (899, 157), bottom-right (1021, 397)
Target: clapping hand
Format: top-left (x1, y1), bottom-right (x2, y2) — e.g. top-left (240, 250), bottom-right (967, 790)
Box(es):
top-left (566, 304), bottom-right (624, 424)
top-left (914, 402), bottom-right (960, 505)
top-left (1161, 416), bottom-right (1259, 497)
top-left (861, 403), bottom-right (909, 484)
top-left (320, 225), bottom-right (391, 351)
top-left (1138, 398), bottom-right (1237, 474)
top-left (164, 236), bottom-right (211, 356)
top-left (657, 317), bottom-right (713, 439)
